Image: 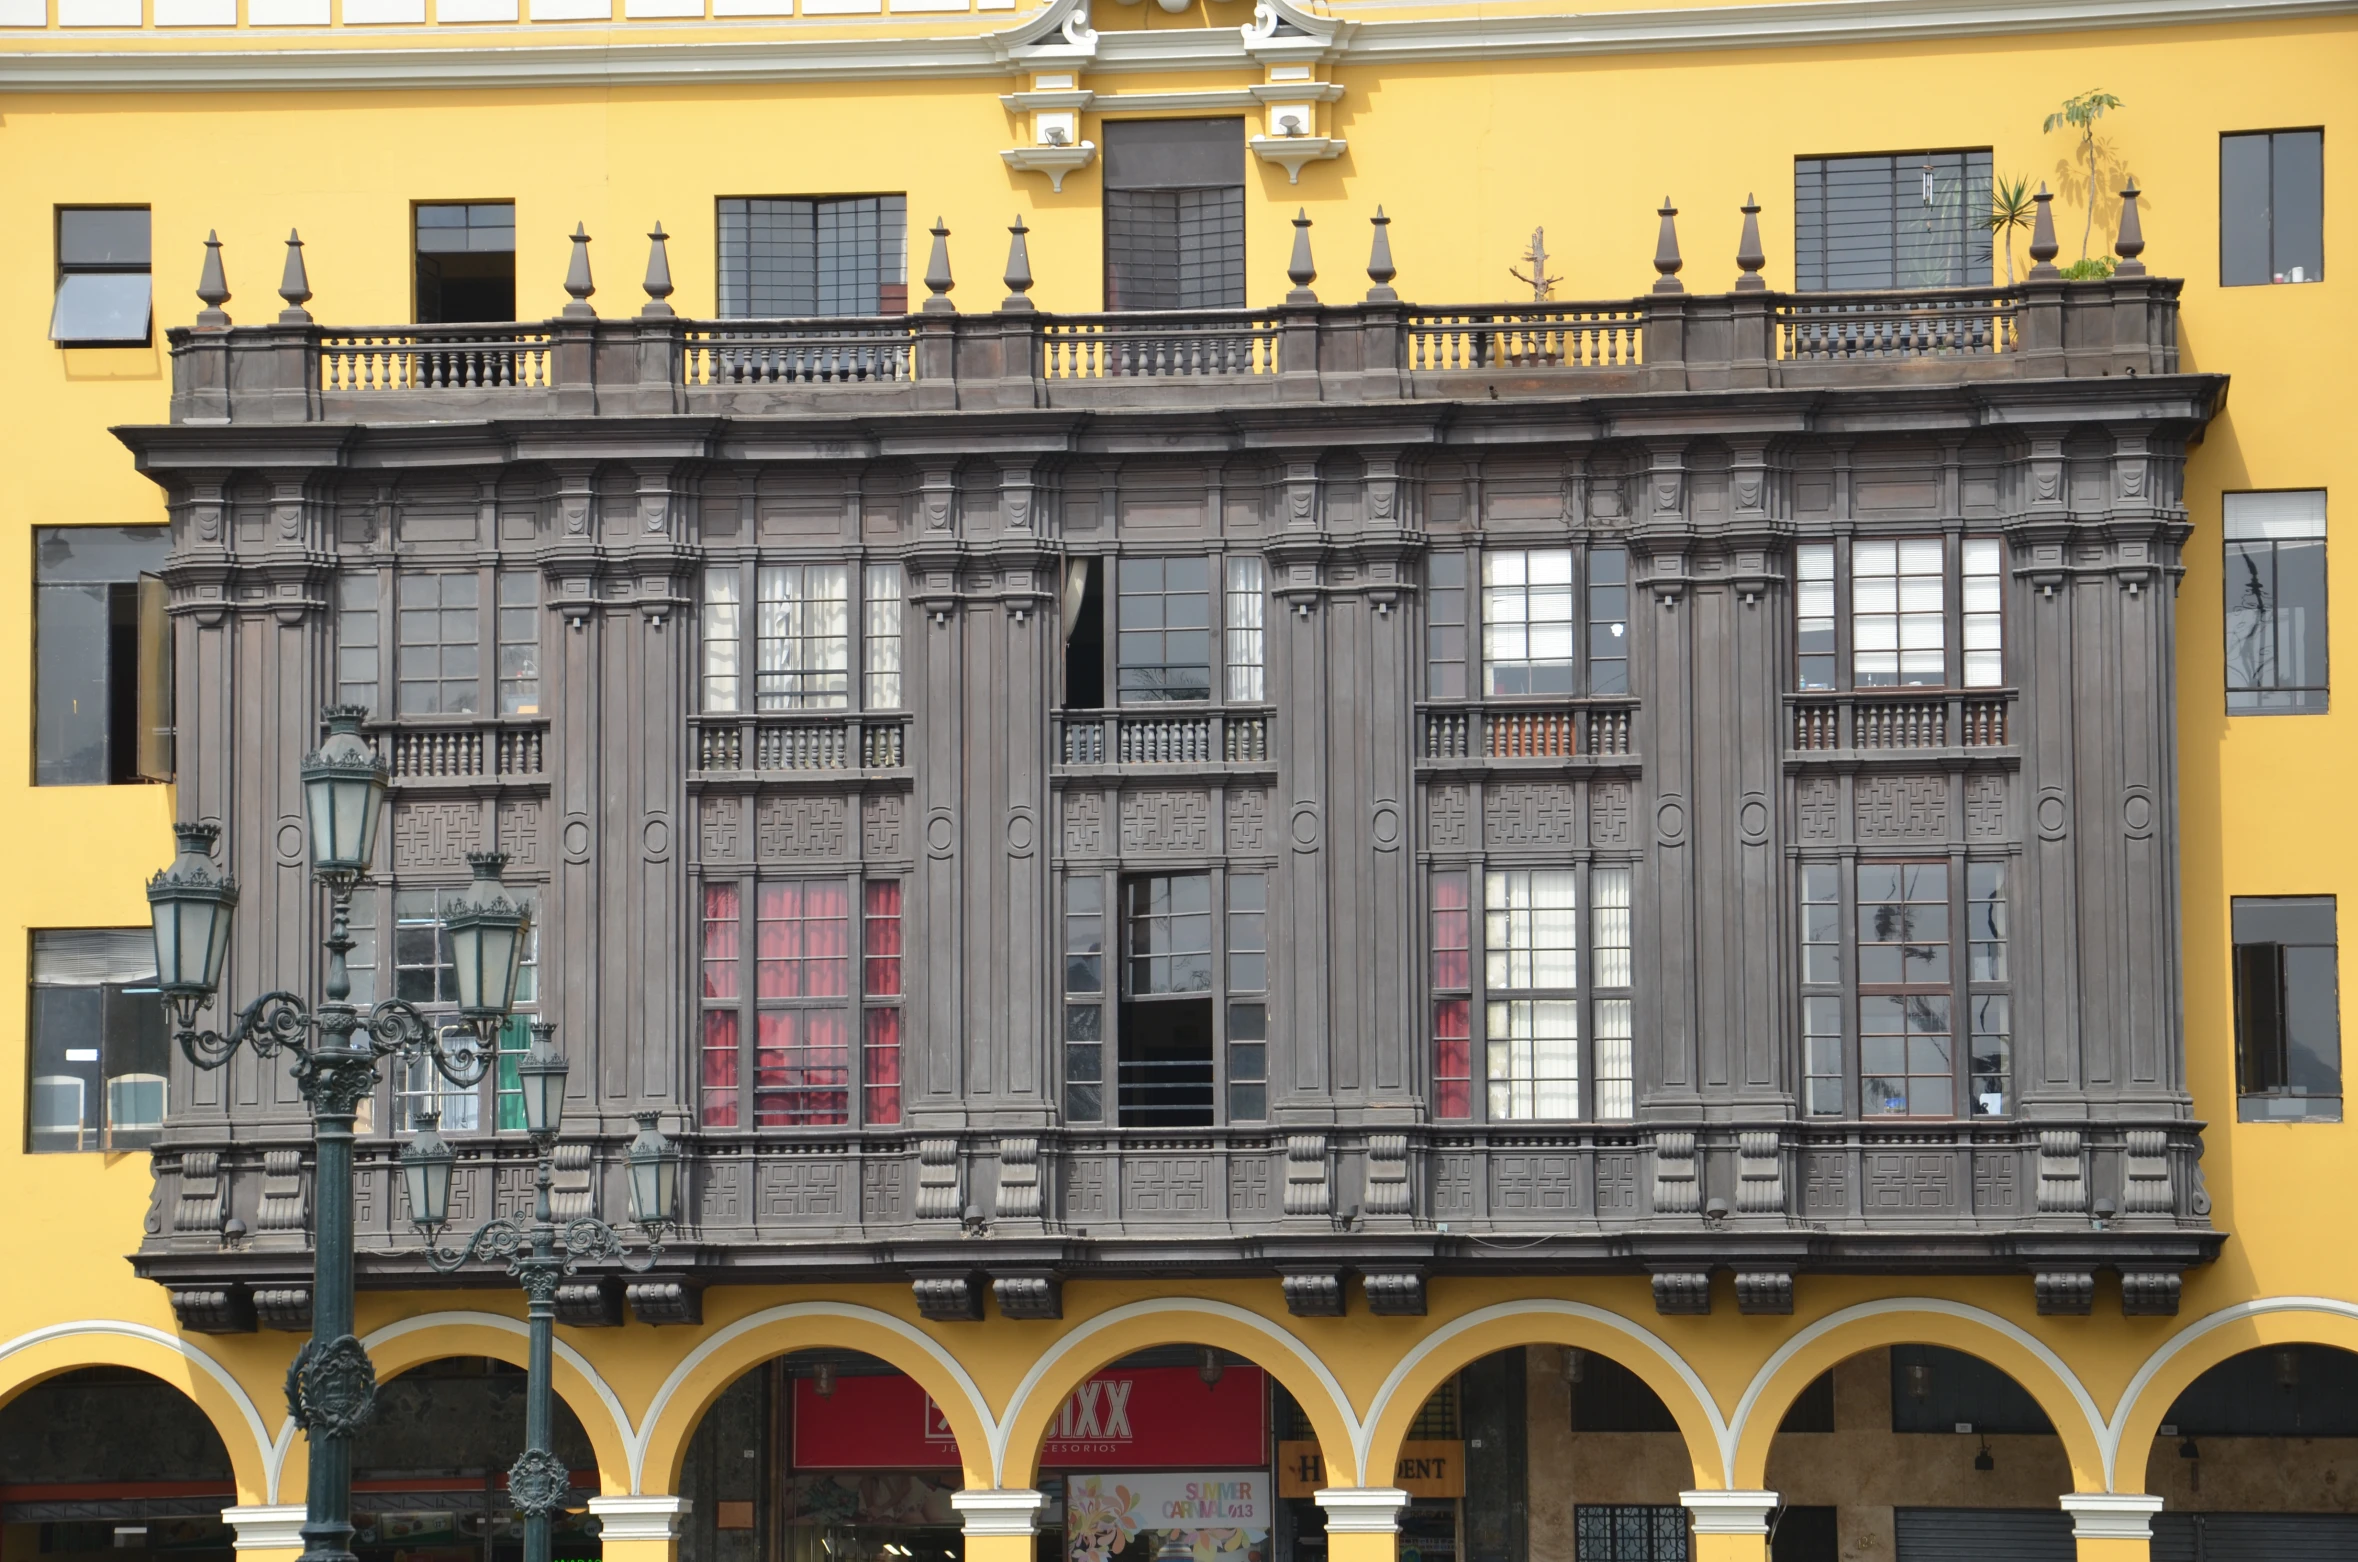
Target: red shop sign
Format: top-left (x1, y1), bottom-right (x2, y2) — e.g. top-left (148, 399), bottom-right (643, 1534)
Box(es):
top-left (792, 1366), bottom-right (1268, 1471)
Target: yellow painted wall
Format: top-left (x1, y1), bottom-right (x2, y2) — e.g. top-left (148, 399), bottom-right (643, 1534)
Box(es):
top-left (1, 11), bottom-right (2355, 1562)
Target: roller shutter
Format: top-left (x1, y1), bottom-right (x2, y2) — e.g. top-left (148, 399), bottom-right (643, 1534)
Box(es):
top-left (1893, 1508), bottom-right (2074, 1562)
top-left (2152, 1512), bottom-right (2358, 1560)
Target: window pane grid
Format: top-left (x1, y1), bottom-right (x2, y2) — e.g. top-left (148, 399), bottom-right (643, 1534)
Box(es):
top-left (337, 571), bottom-right (382, 713)
top-left (1588, 546), bottom-right (1630, 695)
top-left (1851, 538), bottom-right (1944, 687)
top-left (1064, 877), bottom-right (1106, 1123)
top-left (1427, 552), bottom-right (1468, 700)
top-left (2224, 491), bottom-right (2329, 714)
top-left (1592, 869), bottom-right (1634, 1121)
top-left (1481, 549), bottom-right (1575, 697)
top-left (1117, 556), bottom-right (1213, 704)
top-left (718, 196), bottom-right (908, 318)
top-left (1961, 538), bottom-right (2003, 688)
top-left (1795, 151), bottom-right (1994, 291)
top-left (1431, 871), bottom-right (1473, 1121)
top-left (395, 572), bottom-right (481, 716)
top-left (496, 570), bottom-right (540, 717)
top-left (1858, 862), bottom-right (1953, 1117)
top-left (1796, 544), bottom-right (1836, 690)
top-left (863, 880), bottom-right (904, 1126)
top-left (1484, 870), bottom-right (1581, 1120)
top-left (703, 568), bottom-right (743, 713)
top-left (757, 565), bottom-right (852, 711)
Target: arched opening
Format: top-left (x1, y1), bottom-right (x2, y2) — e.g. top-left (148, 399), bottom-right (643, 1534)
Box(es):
top-left (2140, 1343), bottom-right (2358, 1553)
top-left (674, 1348), bottom-right (965, 1562)
top-left (1026, 1345), bottom-right (1275, 1562)
top-left (0, 1366), bottom-right (236, 1561)
top-left (1760, 1345), bottom-right (2073, 1562)
top-left (351, 1356), bottom-right (600, 1562)
top-left (1535, 1345), bottom-right (1718, 1562)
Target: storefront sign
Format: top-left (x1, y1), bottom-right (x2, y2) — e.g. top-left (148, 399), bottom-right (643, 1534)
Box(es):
top-left (1066, 1472), bottom-right (1270, 1562)
top-left (1274, 1441), bottom-right (1465, 1499)
top-left (793, 1367), bottom-right (1268, 1471)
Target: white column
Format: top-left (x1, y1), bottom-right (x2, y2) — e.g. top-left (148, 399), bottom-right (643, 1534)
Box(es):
top-left (954, 1490), bottom-right (1048, 1537)
top-left (1315, 1488), bottom-right (1411, 1533)
top-left (1679, 1491), bottom-right (1778, 1535)
top-left (221, 1505), bottom-right (307, 1551)
top-left (587, 1495), bottom-right (693, 1541)
top-left (2060, 1494), bottom-right (2163, 1540)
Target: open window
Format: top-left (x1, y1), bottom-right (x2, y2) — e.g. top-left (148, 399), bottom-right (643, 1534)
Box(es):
top-left (34, 527), bottom-right (172, 786)
top-left (415, 202), bottom-right (515, 324)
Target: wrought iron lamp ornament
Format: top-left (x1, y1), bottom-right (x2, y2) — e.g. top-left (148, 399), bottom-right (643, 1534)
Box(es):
top-left (402, 1028), bottom-right (680, 1562)
top-left (145, 704), bottom-right (536, 1562)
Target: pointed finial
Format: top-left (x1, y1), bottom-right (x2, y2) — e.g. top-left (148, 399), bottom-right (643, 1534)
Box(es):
top-left (1652, 199), bottom-right (1683, 294)
top-left (1734, 194), bottom-right (1766, 291)
top-left (195, 230), bottom-right (232, 328)
top-left (1286, 208), bottom-right (1317, 304)
top-left (2113, 178), bottom-right (2147, 276)
top-left (563, 223), bottom-right (596, 317)
top-left (1365, 207), bottom-right (1398, 303)
top-left (1001, 216), bottom-right (1035, 313)
top-left (640, 222), bottom-right (674, 317)
top-left (922, 217), bottom-right (956, 315)
top-left (277, 229), bottom-right (312, 323)
top-left (2027, 185), bottom-right (2061, 278)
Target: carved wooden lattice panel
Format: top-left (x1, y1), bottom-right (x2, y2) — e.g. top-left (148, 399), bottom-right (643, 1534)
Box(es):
top-left (1855, 775), bottom-right (1947, 842)
top-left (1484, 783), bottom-right (1577, 848)
top-left (1227, 790), bottom-right (1270, 855)
top-left (1427, 784), bottom-right (1472, 851)
top-left (1589, 782), bottom-right (1631, 848)
top-left (863, 793), bottom-right (906, 859)
top-left (1120, 791), bottom-right (1213, 855)
top-left (757, 795), bottom-right (850, 860)
top-left (393, 800), bottom-right (484, 871)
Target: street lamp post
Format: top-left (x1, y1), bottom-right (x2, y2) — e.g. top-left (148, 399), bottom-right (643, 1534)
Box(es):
top-left (401, 1029), bottom-right (680, 1562)
top-left (146, 706), bottom-right (535, 1562)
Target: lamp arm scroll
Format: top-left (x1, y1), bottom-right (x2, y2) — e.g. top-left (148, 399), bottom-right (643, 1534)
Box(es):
top-left (419, 1214), bottom-right (531, 1275)
top-left (175, 989), bottom-right (314, 1071)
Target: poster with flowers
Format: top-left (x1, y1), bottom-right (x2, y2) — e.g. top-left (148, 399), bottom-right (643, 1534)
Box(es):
top-left (1063, 1473), bottom-right (1269, 1562)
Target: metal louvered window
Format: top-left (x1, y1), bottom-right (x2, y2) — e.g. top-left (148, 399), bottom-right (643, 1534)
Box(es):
top-left (1795, 151), bottom-right (1994, 290)
top-left (717, 197), bottom-right (909, 317)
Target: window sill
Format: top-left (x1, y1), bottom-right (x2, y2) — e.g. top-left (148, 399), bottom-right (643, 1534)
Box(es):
top-left (2237, 1093), bottom-right (2341, 1123)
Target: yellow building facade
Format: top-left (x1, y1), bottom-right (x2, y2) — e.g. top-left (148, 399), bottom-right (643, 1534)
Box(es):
top-left (0, 1), bottom-right (2353, 1561)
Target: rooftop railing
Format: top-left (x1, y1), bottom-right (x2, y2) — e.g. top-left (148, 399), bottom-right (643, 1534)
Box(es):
top-left (163, 191), bottom-right (2184, 425)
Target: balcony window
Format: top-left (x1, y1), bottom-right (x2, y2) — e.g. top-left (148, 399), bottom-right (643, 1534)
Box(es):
top-left (758, 565), bottom-right (852, 711)
top-left (395, 571), bottom-right (481, 717)
top-left (1791, 536), bottom-right (2005, 693)
top-left (864, 563), bottom-right (905, 710)
top-left (415, 202), bottom-right (515, 325)
top-left (2222, 130), bottom-right (2324, 286)
top-left (718, 196), bottom-right (909, 317)
top-left (1794, 150), bottom-right (1994, 290)
top-left (1119, 872), bottom-right (1214, 1127)
top-left (34, 526), bottom-right (172, 786)
top-left (1102, 119), bottom-right (1245, 312)
top-left (699, 877), bottom-right (904, 1129)
top-left (1587, 548), bottom-right (1631, 696)
top-left (1429, 866), bottom-right (1632, 1122)
top-left (1227, 874), bottom-right (1268, 1122)
top-left (1427, 545), bottom-right (1629, 704)
top-left (1800, 864), bottom-right (1843, 1115)
top-left (1427, 553), bottom-right (1469, 700)
top-left (2234, 896), bottom-right (2341, 1121)
top-left (337, 572), bottom-right (383, 712)
top-left (2224, 490), bottom-right (2328, 714)
top-left (1482, 550), bottom-right (1575, 696)
top-left (1062, 876), bottom-right (1107, 1123)
top-left (50, 207), bottom-right (151, 347)
top-left (389, 886), bottom-right (538, 1133)
top-left (495, 571), bottom-right (541, 717)
top-left (1116, 556), bottom-right (1213, 704)
top-left (28, 930), bottom-right (166, 1153)
top-left (1224, 556), bottom-right (1266, 704)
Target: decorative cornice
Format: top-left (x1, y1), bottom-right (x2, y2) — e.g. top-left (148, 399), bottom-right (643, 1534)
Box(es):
top-left (5, 0), bottom-right (2347, 91)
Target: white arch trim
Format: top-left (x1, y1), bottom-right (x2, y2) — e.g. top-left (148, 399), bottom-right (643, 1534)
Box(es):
top-left (995, 1297), bottom-right (1363, 1487)
top-left (1361, 1300), bottom-right (1727, 1485)
top-left (1726, 1298), bottom-right (2109, 1489)
top-left (2098, 1295), bottom-right (2358, 1488)
top-left (0, 1319), bottom-right (281, 1503)
top-left (634, 1300), bottom-right (998, 1493)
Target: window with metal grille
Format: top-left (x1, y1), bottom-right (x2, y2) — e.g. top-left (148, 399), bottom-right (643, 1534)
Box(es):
top-left (1120, 873), bottom-right (1215, 1126)
top-left (1574, 1505), bottom-right (1689, 1562)
top-left (2224, 490), bottom-right (2328, 714)
top-left (1116, 556), bottom-right (1213, 704)
top-left (51, 207), bottom-right (151, 346)
top-left (1793, 150), bottom-right (1994, 290)
top-left (2222, 130), bottom-right (2324, 286)
top-left (1102, 119), bottom-right (1246, 311)
top-left (2233, 895), bottom-right (2340, 1120)
top-left (717, 196), bottom-right (909, 317)
top-left (758, 565), bottom-right (852, 710)
top-left (396, 571), bottom-right (481, 716)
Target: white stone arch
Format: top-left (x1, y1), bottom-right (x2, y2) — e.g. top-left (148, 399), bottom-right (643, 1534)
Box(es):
top-left (0, 1320), bottom-right (281, 1501)
top-left (2103, 1295), bottom-right (2358, 1483)
top-left (1726, 1297), bottom-right (2110, 1489)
